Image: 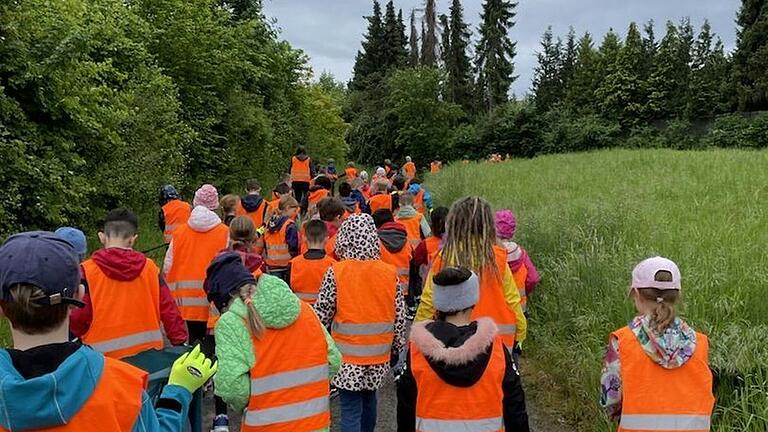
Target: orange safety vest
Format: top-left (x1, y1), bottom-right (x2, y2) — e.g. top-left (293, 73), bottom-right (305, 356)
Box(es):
top-left (162, 200), bottom-right (191, 243)
top-left (81, 259), bottom-right (163, 359)
top-left (243, 302), bottom-right (331, 431)
top-left (332, 260), bottom-right (397, 365)
top-left (424, 236), bottom-right (442, 261)
top-left (0, 357), bottom-right (147, 432)
top-left (236, 199), bottom-right (268, 229)
top-left (300, 230), bottom-right (337, 258)
top-left (512, 264), bottom-right (528, 312)
top-left (368, 194), bottom-right (393, 214)
top-left (345, 167), bottom-right (357, 183)
top-left (308, 189), bottom-right (330, 207)
top-left (413, 189), bottom-right (427, 215)
top-left (411, 334), bottom-right (506, 432)
top-left (396, 214), bottom-right (424, 248)
top-left (614, 326), bottom-right (714, 432)
top-left (403, 162), bottom-right (417, 179)
top-left (430, 162), bottom-right (441, 173)
top-left (379, 243), bottom-right (412, 295)
top-left (264, 220), bottom-right (295, 268)
top-left (432, 246), bottom-right (518, 347)
top-left (167, 223), bottom-right (229, 322)
top-left (291, 156), bottom-right (312, 183)
top-left (290, 254), bottom-right (336, 304)
top-left (207, 268), bottom-right (262, 330)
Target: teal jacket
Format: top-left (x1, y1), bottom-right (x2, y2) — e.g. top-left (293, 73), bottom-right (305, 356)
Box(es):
top-left (214, 274), bottom-right (341, 427)
top-left (0, 345), bottom-right (191, 432)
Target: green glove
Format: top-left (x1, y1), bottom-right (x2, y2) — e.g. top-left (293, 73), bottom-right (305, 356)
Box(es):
top-left (168, 345), bottom-right (218, 393)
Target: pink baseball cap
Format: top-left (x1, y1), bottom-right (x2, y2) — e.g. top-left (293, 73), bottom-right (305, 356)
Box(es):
top-left (631, 256), bottom-right (681, 291)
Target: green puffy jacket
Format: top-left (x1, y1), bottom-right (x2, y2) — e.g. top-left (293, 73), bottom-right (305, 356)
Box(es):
top-left (214, 274), bottom-right (341, 428)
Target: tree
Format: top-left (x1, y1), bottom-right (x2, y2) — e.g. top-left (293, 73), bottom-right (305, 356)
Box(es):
top-left (421, 0), bottom-right (439, 66)
top-left (560, 27), bottom-right (577, 91)
top-left (440, 14), bottom-right (451, 66)
top-left (688, 21), bottom-right (731, 117)
top-left (382, 2), bottom-right (408, 70)
top-left (646, 21), bottom-right (687, 119)
top-left (475, 0), bottom-right (518, 112)
top-left (409, 10), bottom-right (420, 66)
top-left (531, 27), bottom-right (564, 112)
top-left (351, 1), bottom-right (386, 90)
top-left (732, 0), bottom-right (768, 110)
top-left (566, 32), bottom-right (601, 112)
top-left (596, 22), bottom-right (648, 125)
top-left (641, 20), bottom-right (657, 79)
top-left (443, 0), bottom-right (474, 112)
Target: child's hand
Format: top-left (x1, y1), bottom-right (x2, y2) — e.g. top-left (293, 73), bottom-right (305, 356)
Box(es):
top-left (168, 345), bottom-right (218, 393)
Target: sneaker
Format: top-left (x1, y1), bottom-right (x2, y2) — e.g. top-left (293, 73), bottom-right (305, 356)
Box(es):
top-left (211, 414), bottom-right (229, 432)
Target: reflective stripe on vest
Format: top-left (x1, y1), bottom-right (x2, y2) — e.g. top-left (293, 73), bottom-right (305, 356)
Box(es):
top-left (497, 324), bottom-right (517, 335)
top-left (291, 157), bottom-right (311, 182)
top-left (296, 292), bottom-right (318, 301)
top-left (416, 416), bottom-right (503, 432)
top-left (244, 396), bottom-right (328, 427)
top-left (332, 322), bottom-right (394, 336)
top-left (335, 342), bottom-right (392, 357)
top-left (177, 297), bottom-right (211, 307)
top-left (89, 330), bottom-right (163, 354)
top-left (251, 364), bottom-right (328, 396)
top-left (167, 280), bottom-right (204, 291)
top-left (265, 221), bottom-right (293, 268)
top-left (620, 414), bottom-right (711, 431)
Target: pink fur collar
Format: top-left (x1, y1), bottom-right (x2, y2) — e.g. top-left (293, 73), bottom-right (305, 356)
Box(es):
top-left (410, 318), bottom-right (498, 366)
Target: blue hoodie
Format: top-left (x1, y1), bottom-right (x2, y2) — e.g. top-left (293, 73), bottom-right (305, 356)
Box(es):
top-left (0, 345), bottom-right (191, 432)
top-left (408, 183), bottom-right (433, 211)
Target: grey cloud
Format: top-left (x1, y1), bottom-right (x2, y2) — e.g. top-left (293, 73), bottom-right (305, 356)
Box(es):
top-left (264, 0), bottom-right (740, 95)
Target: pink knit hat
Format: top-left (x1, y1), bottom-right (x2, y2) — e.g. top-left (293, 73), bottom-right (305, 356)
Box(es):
top-left (495, 209), bottom-right (517, 239)
top-left (194, 184), bottom-right (220, 210)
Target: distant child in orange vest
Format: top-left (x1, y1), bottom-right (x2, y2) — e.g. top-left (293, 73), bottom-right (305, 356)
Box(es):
top-left (368, 180), bottom-right (399, 214)
top-left (495, 210), bottom-right (540, 313)
top-left (416, 197), bottom-right (526, 352)
top-left (236, 179), bottom-right (269, 230)
top-left (339, 181), bottom-right (369, 215)
top-left (71, 209), bottom-right (188, 358)
top-left (402, 156), bottom-right (417, 180)
top-left (158, 185), bottom-right (192, 244)
top-left (344, 161), bottom-right (358, 184)
top-left (413, 206), bottom-right (449, 273)
top-left (313, 214), bottom-right (407, 432)
top-left (289, 220), bottom-right (336, 304)
top-left (0, 231), bottom-right (216, 432)
top-left (397, 266), bottom-right (530, 431)
top-left (302, 175), bottom-right (333, 217)
top-left (373, 209), bottom-right (415, 318)
top-left (267, 182), bottom-right (291, 221)
top-left (395, 193), bottom-right (432, 248)
top-left (263, 195), bottom-right (300, 282)
top-left (601, 257), bottom-right (714, 428)
top-left (164, 184), bottom-right (230, 346)
top-left (301, 197), bottom-right (344, 258)
top-left (220, 194), bottom-right (239, 226)
top-left (208, 254), bottom-right (340, 431)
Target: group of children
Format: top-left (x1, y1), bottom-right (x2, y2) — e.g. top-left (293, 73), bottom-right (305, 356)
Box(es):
top-left (0, 152), bottom-right (716, 432)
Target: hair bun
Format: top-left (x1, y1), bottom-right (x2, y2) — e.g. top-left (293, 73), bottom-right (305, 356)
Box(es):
top-left (433, 267), bottom-right (473, 286)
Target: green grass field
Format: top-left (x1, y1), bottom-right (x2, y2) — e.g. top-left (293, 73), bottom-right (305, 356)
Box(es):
top-left (427, 149), bottom-right (768, 431)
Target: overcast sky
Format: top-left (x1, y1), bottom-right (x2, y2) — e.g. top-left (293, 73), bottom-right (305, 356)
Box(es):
top-left (262, 0), bottom-right (741, 96)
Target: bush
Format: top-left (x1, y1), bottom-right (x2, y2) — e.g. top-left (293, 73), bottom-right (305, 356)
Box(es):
top-left (703, 112), bottom-right (768, 148)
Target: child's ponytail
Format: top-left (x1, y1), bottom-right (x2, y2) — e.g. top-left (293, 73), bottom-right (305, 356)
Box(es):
top-left (238, 283), bottom-right (265, 339)
top-left (637, 287), bottom-right (679, 333)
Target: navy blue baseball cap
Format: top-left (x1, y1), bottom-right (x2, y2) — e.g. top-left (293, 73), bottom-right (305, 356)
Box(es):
top-left (0, 231), bottom-right (84, 307)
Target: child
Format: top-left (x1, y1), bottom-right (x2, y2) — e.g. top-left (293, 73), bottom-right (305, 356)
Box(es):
top-left (267, 182), bottom-right (292, 220)
top-left (402, 156), bottom-right (416, 180)
top-left (368, 180), bottom-right (398, 214)
top-left (601, 258), bottom-right (714, 427)
top-left (373, 209), bottom-right (415, 316)
top-left (327, 158), bottom-right (339, 190)
top-left (344, 161), bottom-right (358, 184)
top-left (407, 179), bottom-right (433, 215)
top-left (395, 193), bottom-right (432, 249)
top-left (496, 210), bottom-right (541, 313)
top-left (264, 195), bottom-right (300, 282)
top-left (301, 197), bottom-right (344, 257)
top-left (54, 227), bottom-right (87, 261)
top-left (413, 207), bottom-right (449, 272)
top-left (208, 254), bottom-right (340, 431)
top-left (339, 181), bottom-right (369, 215)
top-left (0, 231), bottom-right (216, 432)
top-left (302, 175), bottom-right (333, 216)
top-left (220, 194), bottom-right (239, 226)
top-left (236, 178), bottom-right (269, 229)
top-left (416, 197), bottom-right (527, 352)
top-left (164, 184), bottom-right (230, 345)
top-left (70, 209), bottom-right (187, 358)
top-left (371, 167), bottom-right (388, 187)
top-left (397, 267), bottom-right (530, 431)
top-left (312, 214), bottom-right (407, 432)
top-left (289, 220), bottom-right (336, 304)
top-left (158, 184), bottom-right (192, 243)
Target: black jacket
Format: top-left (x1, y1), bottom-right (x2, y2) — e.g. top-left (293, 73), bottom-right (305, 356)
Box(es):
top-left (396, 319), bottom-right (530, 432)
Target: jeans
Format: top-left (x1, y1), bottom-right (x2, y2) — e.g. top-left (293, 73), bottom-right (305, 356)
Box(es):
top-left (339, 389), bottom-right (377, 432)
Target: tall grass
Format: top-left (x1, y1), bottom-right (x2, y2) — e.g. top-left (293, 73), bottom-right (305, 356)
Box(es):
top-left (427, 149), bottom-right (768, 431)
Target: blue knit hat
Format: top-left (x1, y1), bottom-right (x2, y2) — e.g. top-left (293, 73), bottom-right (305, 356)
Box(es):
top-left (54, 227), bottom-right (87, 261)
top-left (205, 252), bottom-right (256, 312)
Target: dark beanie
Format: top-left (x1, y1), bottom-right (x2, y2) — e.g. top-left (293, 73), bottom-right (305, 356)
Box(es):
top-left (205, 252), bottom-right (256, 312)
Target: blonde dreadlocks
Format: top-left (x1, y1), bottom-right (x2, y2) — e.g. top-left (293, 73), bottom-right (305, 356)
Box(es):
top-left (439, 196), bottom-right (501, 281)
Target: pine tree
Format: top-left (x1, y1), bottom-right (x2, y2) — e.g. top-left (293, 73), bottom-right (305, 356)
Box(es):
top-left (689, 20), bottom-right (730, 117)
top-left (531, 27), bottom-right (563, 112)
top-left (597, 22), bottom-right (647, 125)
top-left (382, 2), bottom-right (408, 70)
top-left (560, 27), bottom-right (577, 91)
top-left (641, 20), bottom-right (657, 79)
top-left (732, 0), bottom-right (768, 110)
top-left (475, 0), bottom-right (518, 111)
top-left (646, 21), bottom-right (687, 118)
top-left (409, 10), bottom-right (420, 66)
top-left (350, 1), bottom-right (386, 90)
top-left (566, 31), bottom-right (600, 112)
top-left (440, 14), bottom-right (451, 66)
top-left (421, 0), bottom-right (439, 66)
top-left (443, 0), bottom-right (474, 111)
